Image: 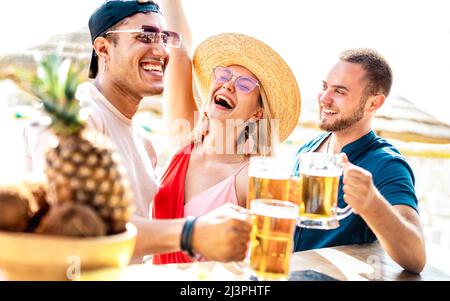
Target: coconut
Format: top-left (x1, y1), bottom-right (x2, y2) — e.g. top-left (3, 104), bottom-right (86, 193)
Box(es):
top-left (36, 203), bottom-right (107, 237)
top-left (21, 177), bottom-right (51, 232)
top-left (0, 188), bottom-right (31, 232)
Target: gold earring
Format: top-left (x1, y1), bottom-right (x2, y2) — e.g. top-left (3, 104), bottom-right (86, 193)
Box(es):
top-left (103, 59), bottom-right (107, 73)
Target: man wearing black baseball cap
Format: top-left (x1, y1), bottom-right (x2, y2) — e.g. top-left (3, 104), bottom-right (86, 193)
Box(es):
top-left (88, 0), bottom-right (167, 79)
top-left (87, 0), bottom-right (252, 264)
top-left (25, 0), bottom-right (251, 264)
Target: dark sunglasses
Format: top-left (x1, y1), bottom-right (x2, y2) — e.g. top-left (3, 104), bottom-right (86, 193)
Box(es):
top-left (213, 66), bottom-right (260, 93)
top-left (105, 25), bottom-right (181, 48)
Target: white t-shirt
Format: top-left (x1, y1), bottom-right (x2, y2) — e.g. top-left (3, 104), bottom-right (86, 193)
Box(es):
top-left (23, 82), bottom-right (158, 219)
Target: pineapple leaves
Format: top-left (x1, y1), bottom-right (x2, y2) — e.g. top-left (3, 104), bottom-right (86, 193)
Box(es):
top-left (33, 54), bottom-right (84, 106)
top-left (6, 53), bottom-right (86, 136)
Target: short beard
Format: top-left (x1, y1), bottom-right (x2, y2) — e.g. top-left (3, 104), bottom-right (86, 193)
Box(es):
top-left (319, 94), bottom-right (368, 132)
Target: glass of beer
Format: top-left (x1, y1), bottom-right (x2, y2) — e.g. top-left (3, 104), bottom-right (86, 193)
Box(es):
top-left (293, 152), bottom-right (352, 230)
top-left (248, 199), bottom-right (299, 281)
top-left (247, 157), bottom-right (292, 209)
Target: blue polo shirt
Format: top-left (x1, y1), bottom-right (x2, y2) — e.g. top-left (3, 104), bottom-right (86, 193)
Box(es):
top-left (292, 130), bottom-right (418, 251)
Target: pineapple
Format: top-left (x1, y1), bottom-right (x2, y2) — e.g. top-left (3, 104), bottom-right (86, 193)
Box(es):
top-left (6, 54), bottom-right (133, 235)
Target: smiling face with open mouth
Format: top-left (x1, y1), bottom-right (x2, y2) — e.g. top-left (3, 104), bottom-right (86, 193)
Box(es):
top-left (213, 93), bottom-right (236, 111)
top-left (206, 65), bottom-right (262, 123)
top-left (140, 59), bottom-right (164, 76)
top-left (318, 60), bottom-right (371, 132)
top-left (105, 13), bottom-right (169, 99)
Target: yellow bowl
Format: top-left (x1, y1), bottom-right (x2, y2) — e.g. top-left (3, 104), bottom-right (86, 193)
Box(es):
top-left (0, 223), bottom-right (137, 281)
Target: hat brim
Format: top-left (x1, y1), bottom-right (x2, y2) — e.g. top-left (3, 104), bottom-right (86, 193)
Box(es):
top-left (192, 33), bottom-right (301, 142)
top-left (88, 50), bottom-right (98, 79)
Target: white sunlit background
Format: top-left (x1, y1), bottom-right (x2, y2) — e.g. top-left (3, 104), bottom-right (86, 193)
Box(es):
top-left (1, 0), bottom-right (450, 258)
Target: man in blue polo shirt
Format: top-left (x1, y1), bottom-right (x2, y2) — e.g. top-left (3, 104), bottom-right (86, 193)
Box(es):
top-left (293, 49), bottom-right (426, 273)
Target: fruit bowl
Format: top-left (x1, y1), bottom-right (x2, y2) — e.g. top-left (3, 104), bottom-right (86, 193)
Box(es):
top-left (0, 223), bottom-right (137, 281)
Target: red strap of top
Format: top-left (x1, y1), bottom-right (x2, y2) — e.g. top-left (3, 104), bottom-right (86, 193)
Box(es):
top-left (152, 144), bottom-right (193, 264)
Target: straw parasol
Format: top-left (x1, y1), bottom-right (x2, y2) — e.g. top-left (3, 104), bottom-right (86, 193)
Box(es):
top-left (0, 27), bottom-right (92, 76)
top-left (374, 95), bottom-right (450, 144)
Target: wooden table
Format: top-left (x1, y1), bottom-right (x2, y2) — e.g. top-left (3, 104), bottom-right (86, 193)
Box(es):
top-left (1, 241), bottom-right (448, 281)
top-left (288, 242), bottom-right (449, 281)
top-left (115, 242), bottom-right (450, 281)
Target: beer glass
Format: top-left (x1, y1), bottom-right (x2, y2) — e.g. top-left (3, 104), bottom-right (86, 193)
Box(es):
top-left (293, 152), bottom-right (352, 230)
top-left (249, 199), bottom-right (299, 281)
top-left (247, 157), bottom-right (292, 209)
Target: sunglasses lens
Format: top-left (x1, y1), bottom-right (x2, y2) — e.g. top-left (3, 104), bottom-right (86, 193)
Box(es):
top-left (141, 32), bottom-right (159, 44)
top-left (164, 31), bottom-right (181, 48)
top-left (213, 67), bottom-right (259, 93)
top-left (214, 67), bottom-right (232, 83)
top-left (235, 77), bottom-right (257, 93)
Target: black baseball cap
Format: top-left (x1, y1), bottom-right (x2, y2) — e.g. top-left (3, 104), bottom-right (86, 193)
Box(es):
top-left (88, 0), bottom-right (162, 78)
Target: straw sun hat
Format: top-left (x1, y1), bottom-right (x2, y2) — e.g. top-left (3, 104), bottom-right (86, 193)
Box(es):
top-left (193, 33), bottom-right (301, 142)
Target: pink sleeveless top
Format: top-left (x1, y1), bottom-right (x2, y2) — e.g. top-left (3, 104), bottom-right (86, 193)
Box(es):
top-left (153, 145), bottom-right (248, 265)
top-left (184, 162), bottom-right (249, 217)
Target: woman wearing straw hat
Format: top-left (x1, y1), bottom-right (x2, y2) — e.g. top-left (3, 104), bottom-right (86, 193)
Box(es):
top-left (152, 0), bottom-right (301, 264)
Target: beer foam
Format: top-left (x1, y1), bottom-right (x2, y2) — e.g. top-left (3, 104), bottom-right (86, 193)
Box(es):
top-left (251, 201), bottom-right (299, 219)
top-left (248, 157), bottom-right (291, 179)
top-left (299, 168), bottom-right (342, 178)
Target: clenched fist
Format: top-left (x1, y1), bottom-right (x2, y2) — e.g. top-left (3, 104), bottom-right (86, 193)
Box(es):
top-left (193, 203), bottom-right (252, 262)
top-left (341, 153), bottom-right (382, 215)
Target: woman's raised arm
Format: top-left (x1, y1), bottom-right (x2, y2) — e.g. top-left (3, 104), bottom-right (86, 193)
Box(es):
top-left (160, 0), bottom-right (198, 147)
